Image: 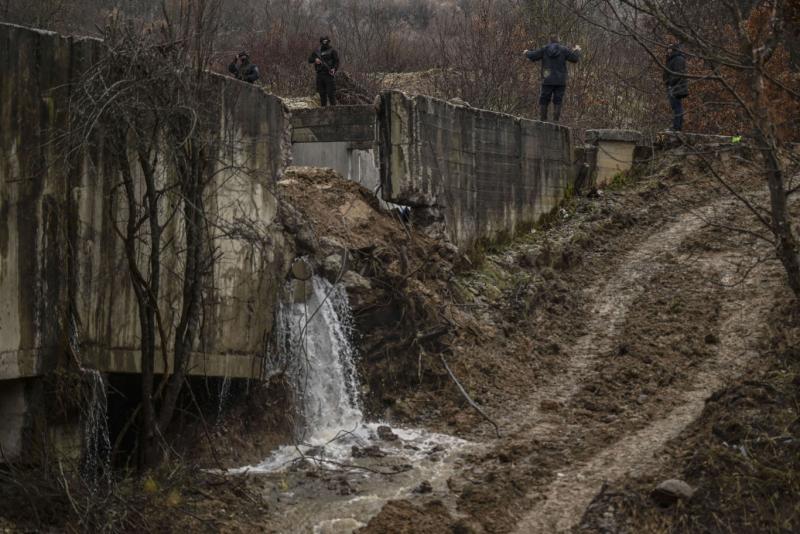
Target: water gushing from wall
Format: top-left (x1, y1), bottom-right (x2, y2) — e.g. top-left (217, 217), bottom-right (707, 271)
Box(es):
top-left (244, 275), bottom-right (467, 475)
top-left (276, 276), bottom-right (362, 449)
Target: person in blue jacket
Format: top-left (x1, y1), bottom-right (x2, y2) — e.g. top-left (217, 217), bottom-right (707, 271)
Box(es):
top-left (524, 36), bottom-right (581, 122)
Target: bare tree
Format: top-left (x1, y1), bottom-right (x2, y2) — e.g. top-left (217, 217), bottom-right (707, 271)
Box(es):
top-left (595, 0), bottom-right (800, 296)
top-left (66, 0), bottom-right (233, 470)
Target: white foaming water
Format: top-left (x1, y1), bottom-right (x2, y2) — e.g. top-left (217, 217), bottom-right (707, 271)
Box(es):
top-left (237, 275), bottom-right (468, 474)
top-left (288, 276), bottom-right (362, 442)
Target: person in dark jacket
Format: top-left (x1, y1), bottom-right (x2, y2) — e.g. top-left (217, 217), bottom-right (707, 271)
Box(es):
top-left (308, 36), bottom-right (340, 106)
top-left (524, 35), bottom-right (581, 122)
top-left (228, 51), bottom-right (260, 83)
top-left (663, 43), bottom-right (688, 131)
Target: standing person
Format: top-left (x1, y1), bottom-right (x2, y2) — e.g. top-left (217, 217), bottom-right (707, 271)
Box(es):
top-left (663, 43), bottom-right (688, 131)
top-left (523, 35), bottom-right (581, 123)
top-left (228, 51), bottom-right (260, 84)
top-left (308, 36), bottom-right (340, 107)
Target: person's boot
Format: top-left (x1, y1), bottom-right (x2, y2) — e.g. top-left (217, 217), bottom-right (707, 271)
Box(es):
top-left (553, 104), bottom-right (562, 122)
top-left (540, 104), bottom-right (548, 121)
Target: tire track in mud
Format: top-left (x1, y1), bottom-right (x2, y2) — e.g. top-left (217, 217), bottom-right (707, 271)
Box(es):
top-left (504, 202), bottom-right (723, 437)
top-left (449, 200), bottom-right (738, 533)
top-left (513, 252), bottom-right (773, 533)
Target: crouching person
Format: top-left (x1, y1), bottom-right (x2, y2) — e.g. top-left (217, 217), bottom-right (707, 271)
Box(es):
top-left (228, 51), bottom-right (260, 83)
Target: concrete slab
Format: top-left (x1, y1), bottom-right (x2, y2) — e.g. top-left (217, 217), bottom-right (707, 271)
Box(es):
top-left (585, 129), bottom-right (643, 187)
top-left (0, 22), bottom-right (292, 383)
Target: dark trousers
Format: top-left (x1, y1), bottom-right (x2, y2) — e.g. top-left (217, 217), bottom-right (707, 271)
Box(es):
top-left (669, 95), bottom-right (684, 131)
top-left (316, 74), bottom-right (337, 106)
top-left (539, 84), bottom-right (566, 105)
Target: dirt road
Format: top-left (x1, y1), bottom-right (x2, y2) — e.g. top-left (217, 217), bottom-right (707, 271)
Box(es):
top-left (511, 200), bottom-right (776, 533)
top-left (357, 154), bottom-right (789, 533)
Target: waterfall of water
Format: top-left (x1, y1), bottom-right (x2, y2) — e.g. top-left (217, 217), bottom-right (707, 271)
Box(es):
top-left (240, 275), bottom-right (467, 474)
top-left (281, 276), bottom-right (363, 443)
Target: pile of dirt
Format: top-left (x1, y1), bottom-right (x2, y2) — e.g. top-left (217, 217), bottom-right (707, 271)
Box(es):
top-left (374, 69), bottom-right (443, 95)
top-left (278, 166), bottom-right (489, 428)
top-left (355, 500), bottom-right (456, 534)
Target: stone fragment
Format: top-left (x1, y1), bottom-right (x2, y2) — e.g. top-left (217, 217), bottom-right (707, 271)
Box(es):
top-left (319, 235), bottom-right (345, 253)
top-left (341, 270), bottom-right (372, 291)
top-left (651, 479), bottom-right (696, 506)
top-left (413, 480), bottom-right (433, 494)
top-left (291, 279), bottom-right (312, 303)
top-left (322, 254), bottom-right (345, 281)
top-left (351, 445), bottom-right (385, 458)
top-left (291, 258), bottom-right (313, 280)
top-left (540, 399), bottom-right (561, 412)
top-left (377, 425), bottom-right (399, 441)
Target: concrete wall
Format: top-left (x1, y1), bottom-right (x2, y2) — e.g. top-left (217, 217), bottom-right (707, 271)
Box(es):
top-left (0, 23), bottom-right (292, 459)
top-left (378, 91), bottom-right (575, 250)
top-left (290, 106), bottom-right (381, 194)
top-left (585, 129), bottom-right (642, 187)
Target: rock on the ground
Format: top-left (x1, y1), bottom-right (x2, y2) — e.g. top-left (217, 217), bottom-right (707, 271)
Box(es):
top-left (377, 425), bottom-right (399, 441)
top-left (341, 270), bottom-right (374, 309)
top-left (319, 235), bottom-right (346, 254)
top-left (291, 258), bottom-right (313, 280)
top-left (413, 480), bottom-right (433, 494)
top-left (540, 399), bottom-right (561, 412)
top-left (342, 270), bottom-right (372, 291)
top-left (651, 479), bottom-right (696, 506)
top-left (351, 445), bottom-right (385, 458)
top-left (322, 253), bottom-right (345, 282)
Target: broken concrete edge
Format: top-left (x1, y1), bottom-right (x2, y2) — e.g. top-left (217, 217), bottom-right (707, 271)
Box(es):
top-left (1, 346), bottom-right (266, 381)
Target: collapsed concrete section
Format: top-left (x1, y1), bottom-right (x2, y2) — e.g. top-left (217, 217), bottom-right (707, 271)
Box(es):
top-left (290, 106), bottom-right (381, 195)
top-left (0, 23), bottom-right (292, 459)
top-left (377, 91), bottom-right (575, 250)
top-left (585, 129), bottom-right (643, 187)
